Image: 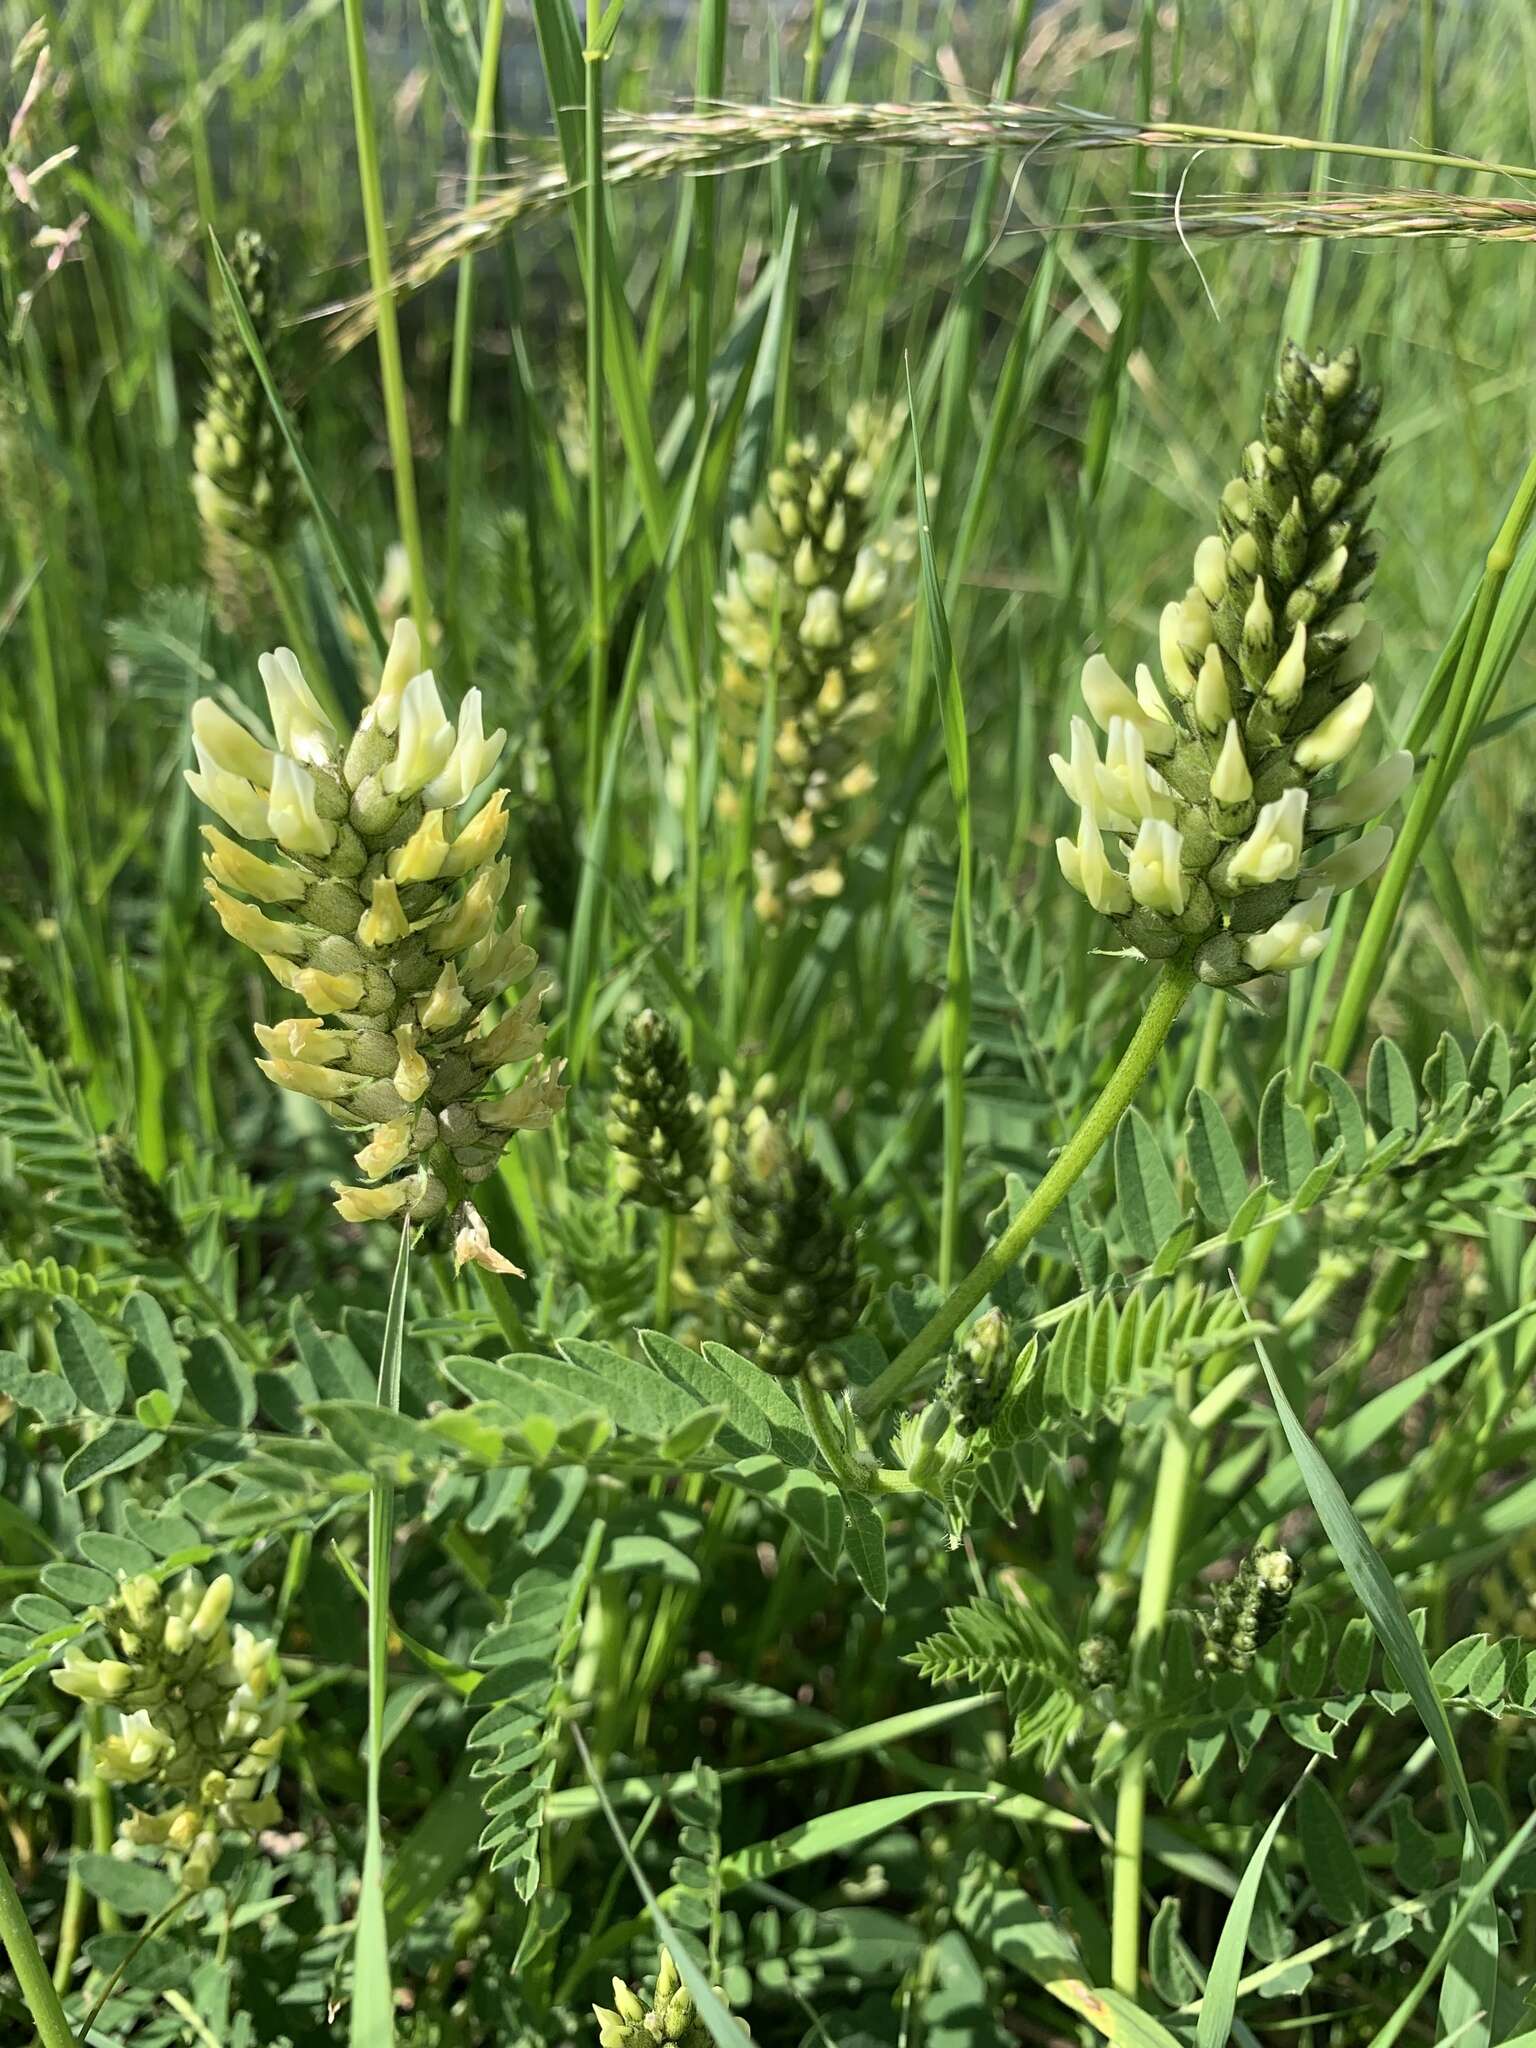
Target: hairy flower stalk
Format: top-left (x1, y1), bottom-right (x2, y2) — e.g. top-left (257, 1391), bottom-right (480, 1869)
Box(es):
top-left (722, 1113), bottom-right (865, 1387)
top-left (192, 229), bottom-right (298, 554)
top-left (1055, 343), bottom-right (1409, 984)
top-left (593, 1947), bottom-right (723, 2048)
top-left (715, 403), bottom-right (911, 923)
top-left (52, 1571), bottom-right (288, 1891)
top-left (607, 1009), bottom-right (712, 1216)
top-left (186, 623), bottom-right (566, 1222)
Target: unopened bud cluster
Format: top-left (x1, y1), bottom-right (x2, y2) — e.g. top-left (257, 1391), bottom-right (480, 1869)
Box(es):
top-left (607, 1010), bottom-right (712, 1217)
top-left (594, 1948), bottom-right (721, 2048)
top-left (716, 403), bottom-right (911, 923)
top-left (52, 1571), bottom-right (287, 1890)
top-left (0, 952), bottom-right (66, 1064)
top-left (186, 621), bottom-right (566, 1224)
top-left (721, 1114), bottom-right (864, 1387)
top-left (1056, 344), bottom-right (1410, 985)
top-left (1201, 1544), bottom-right (1299, 1673)
top-left (98, 1137), bottom-right (185, 1259)
top-left (192, 229), bottom-right (298, 553)
top-left (939, 1307), bottom-right (1015, 1437)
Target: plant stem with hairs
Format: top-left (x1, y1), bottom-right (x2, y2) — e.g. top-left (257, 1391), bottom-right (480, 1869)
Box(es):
top-left (856, 959), bottom-right (1195, 1421)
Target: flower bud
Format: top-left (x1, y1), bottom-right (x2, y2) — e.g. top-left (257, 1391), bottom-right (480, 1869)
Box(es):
top-left (358, 877), bottom-right (410, 949)
top-left (259, 648), bottom-right (335, 768)
top-left (333, 1180), bottom-right (411, 1223)
top-left (190, 1574), bottom-right (234, 1642)
top-left (191, 699), bottom-right (274, 785)
top-left (374, 617), bottom-right (422, 733)
top-left (1243, 887), bottom-right (1333, 973)
top-left (1210, 720), bottom-right (1252, 804)
top-left (1294, 683), bottom-right (1374, 770)
top-left (390, 808), bottom-right (451, 882)
top-left (206, 882), bottom-right (303, 958)
top-left (201, 828), bottom-right (306, 904)
top-left (268, 755), bottom-right (335, 857)
top-left (256, 1055), bottom-right (356, 1103)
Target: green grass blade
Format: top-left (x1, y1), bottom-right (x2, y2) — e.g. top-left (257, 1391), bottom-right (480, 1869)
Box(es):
top-left (572, 1723), bottom-right (755, 2048)
top-left (1196, 1759), bottom-right (1315, 2048)
top-left (905, 356), bottom-right (973, 1290)
top-left (1243, 1296), bottom-right (1479, 1838)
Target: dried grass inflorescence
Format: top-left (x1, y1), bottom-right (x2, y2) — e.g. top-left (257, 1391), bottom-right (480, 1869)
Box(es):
top-left (1056, 343), bottom-right (1411, 984)
top-left (186, 622), bottom-right (565, 1223)
top-left (715, 402), bottom-right (912, 923)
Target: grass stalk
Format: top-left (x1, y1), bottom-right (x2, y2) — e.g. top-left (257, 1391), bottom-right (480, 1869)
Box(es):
top-left (1323, 443), bottom-right (1536, 1071)
top-left (340, 0), bottom-right (431, 639)
top-left (654, 1212), bottom-right (676, 1329)
top-left (582, 0), bottom-right (610, 822)
top-left (444, 0), bottom-right (509, 646)
top-left (856, 958), bottom-right (1195, 1420)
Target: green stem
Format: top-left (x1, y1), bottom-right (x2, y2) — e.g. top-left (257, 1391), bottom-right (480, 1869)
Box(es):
top-left (653, 1212), bottom-right (676, 1329)
top-left (799, 1382), bottom-right (878, 1496)
top-left (582, 0), bottom-right (610, 821)
top-left (1111, 1363), bottom-right (1195, 1998)
top-left (172, 1254), bottom-right (265, 1374)
top-left (444, 0), bottom-right (508, 645)
top-left (77, 1889), bottom-right (193, 2041)
top-left (855, 959), bottom-right (1195, 1421)
top-left (341, 0), bottom-right (431, 639)
top-left (0, 1845), bottom-right (75, 2048)
top-left (82, 1710), bottom-right (118, 1937)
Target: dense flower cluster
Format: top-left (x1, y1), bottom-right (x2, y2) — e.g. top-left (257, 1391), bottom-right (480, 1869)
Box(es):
top-left (192, 228), bottom-right (298, 553)
top-left (186, 622), bottom-right (565, 1222)
top-left (1201, 1544), bottom-right (1299, 1673)
top-left (715, 403), bottom-right (911, 922)
top-left (52, 1571), bottom-right (287, 1890)
top-left (594, 1949), bottom-right (719, 2048)
top-left (1056, 343), bottom-right (1411, 985)
top-left (607, 1009), bottom-right (712, 1217)
top-left (721, 1113), bottom-right (864, 1386)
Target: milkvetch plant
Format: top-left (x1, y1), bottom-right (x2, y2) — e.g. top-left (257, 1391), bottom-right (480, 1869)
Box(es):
top-left (186, 620), bottom-right (566, 1226)
top-left (716, 402), bottom-right (913, 923)
top-left (9, 7), bottom-right (1536, 2047)
top-left (1055, 343), bottom-right (1409, 983)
